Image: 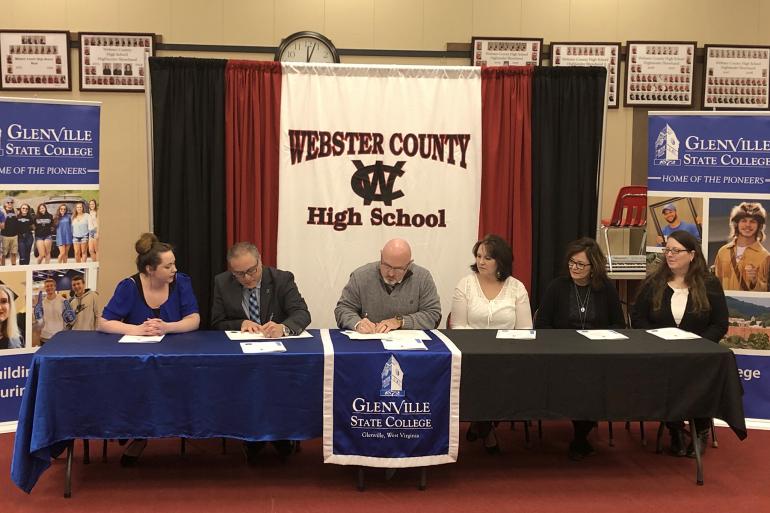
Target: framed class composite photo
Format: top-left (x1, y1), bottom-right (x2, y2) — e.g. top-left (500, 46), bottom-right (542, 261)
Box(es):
top-left (703, 44), bottom-right (770, 110)
top-left (550, 42), bottom-right (621, 108)
top-left (0, 30), bottom-right (71, 91)
top-left (78, 32), bottom-right (154, 92)
top-left (624, 41), bottom-right (696, 108)
top-left (471, 37), bottom-right (543, 66)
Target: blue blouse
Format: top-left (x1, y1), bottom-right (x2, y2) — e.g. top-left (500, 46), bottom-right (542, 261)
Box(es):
top-left (102, 272), bottom-right (199, 325)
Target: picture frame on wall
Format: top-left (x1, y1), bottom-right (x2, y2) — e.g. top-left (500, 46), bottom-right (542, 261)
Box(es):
top-left (78, 32), bottom-right (154, 92)
top-left (550, 42), bottom-right (621, 108)
top-left (470, 37), bottom-right (543, 66)
top-left (702, 44), bottom-right (770, 110)
top-left (0, 30), bottom-right (71, 91)
top-left (624, 41), bottom-right (697, 108)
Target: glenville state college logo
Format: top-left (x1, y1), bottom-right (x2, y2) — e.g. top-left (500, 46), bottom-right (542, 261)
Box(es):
top-left (288, 129), bottom-right (472, 231)
top-left (350, 356), bottom-right (433, 440)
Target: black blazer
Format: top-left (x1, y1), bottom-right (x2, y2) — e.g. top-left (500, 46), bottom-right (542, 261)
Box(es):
top-left (630, 274), bottom-right (728, 343)
top-left (210, 266), bottom-right (311, 333)
top-left (535, 276), bottom-right (626, 329)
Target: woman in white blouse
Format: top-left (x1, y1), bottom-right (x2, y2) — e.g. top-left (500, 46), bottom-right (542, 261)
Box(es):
top-left (450, 234), bottom-right (533, 453)
top-left (450, 234), bottom-right (533, 330)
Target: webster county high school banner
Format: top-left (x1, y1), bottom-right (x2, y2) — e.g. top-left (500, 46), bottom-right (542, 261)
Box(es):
top-left (277, 64), bottom-right (482, 328)
top-left (321, 329), bottom-right (460, 467)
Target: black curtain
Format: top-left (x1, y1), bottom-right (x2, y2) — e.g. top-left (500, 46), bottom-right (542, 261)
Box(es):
top-left (531, 66), bottom-right (607, 308)
top-left (150, 57), bottom-right (227, 329)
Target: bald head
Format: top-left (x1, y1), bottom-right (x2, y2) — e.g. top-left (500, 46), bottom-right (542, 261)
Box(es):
top-left (379, 239), bottom-right (413, 285)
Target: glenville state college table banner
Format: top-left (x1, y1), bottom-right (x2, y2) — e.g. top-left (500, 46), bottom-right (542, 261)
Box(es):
top-left (277, 64), bottom-right (482, 328)
top-left (321, 330), bottom-right (461, 467)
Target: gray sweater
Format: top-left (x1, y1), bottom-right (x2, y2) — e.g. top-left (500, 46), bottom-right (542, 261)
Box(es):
top-left (335, 261), bottom-right (442, 330)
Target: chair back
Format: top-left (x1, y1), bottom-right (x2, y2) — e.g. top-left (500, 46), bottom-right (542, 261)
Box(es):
top-left (608, 185), bottom-right (647, 228)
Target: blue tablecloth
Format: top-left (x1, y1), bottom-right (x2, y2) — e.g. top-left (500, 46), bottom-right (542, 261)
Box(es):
top-left (11, 330), bottom-right (325, 492)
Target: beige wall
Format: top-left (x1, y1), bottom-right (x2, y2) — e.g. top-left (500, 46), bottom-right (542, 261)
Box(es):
top-left (3, 0), bottom-right (770, 295)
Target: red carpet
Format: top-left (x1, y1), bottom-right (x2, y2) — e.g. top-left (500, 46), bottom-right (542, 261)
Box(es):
top-left (3, 422), bottom-right (769, 513)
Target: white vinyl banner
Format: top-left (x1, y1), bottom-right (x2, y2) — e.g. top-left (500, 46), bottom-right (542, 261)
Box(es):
top-left (278, 64), bottom-right (482, 328)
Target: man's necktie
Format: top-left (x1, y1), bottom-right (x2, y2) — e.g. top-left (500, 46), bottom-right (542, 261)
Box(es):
top-left (248, 288), bottom-right (260, 322)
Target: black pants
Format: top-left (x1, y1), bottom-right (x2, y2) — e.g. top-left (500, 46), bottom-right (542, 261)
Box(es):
top-left (572, 420), bottom-right (597, 441)
top-left (667, 418), bottom-right (710, 434)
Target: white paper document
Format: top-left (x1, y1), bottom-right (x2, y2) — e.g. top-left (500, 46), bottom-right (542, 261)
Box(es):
top-left (577, 330), bottom-right (628, 340)
top-left (381, 339), bottom-right (428, 351)
top-left (225, 330), bottom-right (313, 341)
top-left (240, 341), bottom-right (287, 353)
top-left (342, 330), bottom-right (431, 341)
top-left (646, 327), bottom-right (701, 340)
top-left (496, 329), bottom-right (536, 340)
top-left (118, 335), bottom-right (164, 343)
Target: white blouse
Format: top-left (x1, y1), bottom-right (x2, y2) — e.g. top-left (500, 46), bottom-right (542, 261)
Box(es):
top-left (450, 273), bottom-right (533, 329)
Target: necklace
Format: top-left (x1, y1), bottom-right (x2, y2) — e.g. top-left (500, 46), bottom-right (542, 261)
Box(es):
top-left (574, 283), bottom-right (591, 329)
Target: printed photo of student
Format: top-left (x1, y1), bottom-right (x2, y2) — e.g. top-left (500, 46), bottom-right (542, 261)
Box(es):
top-left (33, 277), bottom-right (65, 346)
top-left (0, 273), bottom-right (26, 350)
top-left (711, 201), bottom-right (770, 292)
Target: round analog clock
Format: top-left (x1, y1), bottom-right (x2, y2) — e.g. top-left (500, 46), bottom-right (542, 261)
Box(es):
top-left (275, 31), bottom-right (340, 63)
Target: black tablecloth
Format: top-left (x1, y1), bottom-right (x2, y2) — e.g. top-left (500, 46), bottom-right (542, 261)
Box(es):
top-left (449, 329), bottom-right (747, 440)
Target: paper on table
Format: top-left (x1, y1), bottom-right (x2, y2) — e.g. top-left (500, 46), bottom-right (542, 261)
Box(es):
top-left (496, 329), bottom-right (536, 340)
top-left (118, 334), bottom-right (164, 343)
top-left (646, 327), bottom-right (701, 340)
top-left (577, 330), bottom-right (628, 340)
top-left (240, 341), bottom-right (287, 353)
top-left (382, 339), bottom-right (428, 351)
top-left (225, 330), bottom-right (313, 341)
top-left (343, 330), bottom-right (430, 341)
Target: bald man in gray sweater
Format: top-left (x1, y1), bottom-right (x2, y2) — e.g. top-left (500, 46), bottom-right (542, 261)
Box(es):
top-left (335, 238), bottom-right (442, 333)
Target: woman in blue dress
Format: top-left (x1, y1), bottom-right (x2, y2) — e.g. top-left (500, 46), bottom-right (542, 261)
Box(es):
top-left (99, 232), bottom-right (200, 465)
top-left (54, 203), bottom-right (72, 264)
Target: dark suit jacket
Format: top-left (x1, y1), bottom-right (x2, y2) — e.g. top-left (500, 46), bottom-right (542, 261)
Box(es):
top-left (210, 266), bottom-right (311, 333)
top-left (630, 274), bottom-right (728, 342)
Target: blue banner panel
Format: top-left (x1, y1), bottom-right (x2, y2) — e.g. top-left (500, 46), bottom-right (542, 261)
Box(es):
top-left (0, 99), bottom-right (100, 185)
top-left (0, 353), bottom-right (33, 422)
top-left (323, 330), bottom-right (460, 467)
top-left (648, 114), bottom-right (770, 194)
top-left (735, 353), bottom-right (770, 420)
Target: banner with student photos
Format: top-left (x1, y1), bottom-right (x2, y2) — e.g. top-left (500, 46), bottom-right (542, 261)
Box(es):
top-left (648, 111), bottom-right (770, 423)
top-left (0, 97), bottom-right (100, 427)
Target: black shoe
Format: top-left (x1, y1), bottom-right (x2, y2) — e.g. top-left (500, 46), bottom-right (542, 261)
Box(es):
top-left (272, 440), bottom-right (296, 459)
top-left (243, 441), bottom-right (265, 466)
top-left (668, 430), bottom-right (686, 457)
top-left (686, 431), bottom-right (708, 458)
top-left (483, 429), bottom-right (500, 454)
top-left (568, 439), bottom-right (595, 461)
top-left (120, 439), bottom-right (147, 467)
top-left (466, 424), bottom-right (479, 442)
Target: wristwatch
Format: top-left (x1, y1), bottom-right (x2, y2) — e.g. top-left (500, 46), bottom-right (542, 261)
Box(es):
top-left (283, 325), bottom-right (294, 337)
top-left (395, 315), bottom-right (403, 328)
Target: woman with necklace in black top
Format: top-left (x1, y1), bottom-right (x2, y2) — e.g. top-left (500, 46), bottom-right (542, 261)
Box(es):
top-left (535, 237), bottom-right (625, 460)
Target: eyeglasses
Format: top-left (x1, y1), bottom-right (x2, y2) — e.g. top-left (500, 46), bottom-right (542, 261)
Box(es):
top-left (568, 259), bottom-right (590, 270)
top-left (231, 265), bottom-right (260, 279)
top-left (662, 247), bottom-right (691, 256)
top-left (380, 260), bottom-right (411, 274)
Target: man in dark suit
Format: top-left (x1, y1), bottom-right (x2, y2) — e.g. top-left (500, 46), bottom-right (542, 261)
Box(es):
top-left (211, 241), bottom-right (310, 337)
top-left (210, 241), bottom-right (311, 463)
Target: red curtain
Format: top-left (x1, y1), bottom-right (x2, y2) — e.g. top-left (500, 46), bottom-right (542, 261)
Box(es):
top-left (224, 60), bottom-right (282, 266)
top-left (480, 66), bottom-right (533, 291)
